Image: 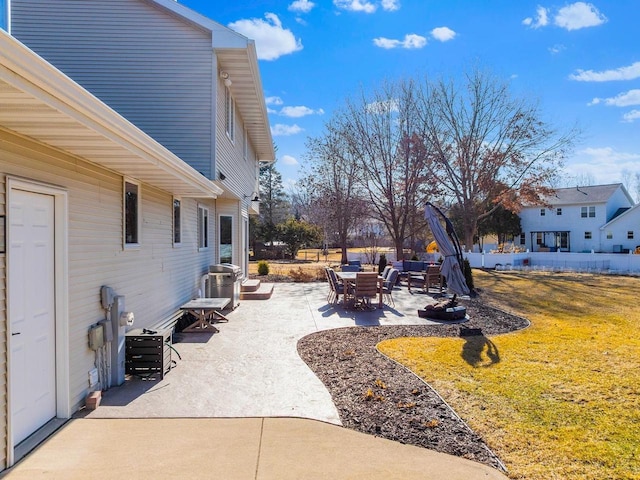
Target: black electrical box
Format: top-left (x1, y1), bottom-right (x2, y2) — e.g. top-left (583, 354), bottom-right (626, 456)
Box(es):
top-left (125, 328), bottom-right (171, 379)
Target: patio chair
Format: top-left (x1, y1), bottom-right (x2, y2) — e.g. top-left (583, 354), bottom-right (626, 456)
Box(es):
top-left (352, 272), bottom-right (379, 310)
top-left (424, 265), bottom-right (444, 293)
top-left (380, 265), bottom-right (392, 280)
top-left (340, 264), bottom-right (361, 272)
top-left (381, 268), bottom-right (399, 307)
top-left (326, 268), bottom-right (346, 305)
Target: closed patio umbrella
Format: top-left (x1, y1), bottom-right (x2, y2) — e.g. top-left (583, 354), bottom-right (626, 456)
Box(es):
top-left (424, 203), bottom-right (470, 295)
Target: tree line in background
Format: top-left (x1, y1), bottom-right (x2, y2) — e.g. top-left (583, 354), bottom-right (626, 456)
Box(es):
top-left (251, 67), bottom-right (579, 261)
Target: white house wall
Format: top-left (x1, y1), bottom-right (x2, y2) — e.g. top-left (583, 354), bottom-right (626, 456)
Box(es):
top-left (600, 207), bottom-right (640, 253)
top-left (11, 0), bottom-right (214, 177)
top-left (520, 203), bottom-right (610, 252)
top-left (216, 76), bottom-right (260, 205)
top-left (606, 187), bottom-right (633, 219)
top-left (0, 128), bottom-right (217, 431)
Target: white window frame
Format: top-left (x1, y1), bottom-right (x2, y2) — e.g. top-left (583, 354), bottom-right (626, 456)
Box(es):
top-left (198, 204), bottom-right (209, 250)
top-left (225, 86), bottom-right (235, 142)
top-left (556, 208), bottom-right (562, 216)
top-left (123, 178), bottom-right (141, 249)
top-left (219, 214), bottom-right (234, 264)
top-left (581, 206), bottom-right (596, 218)
top-left (628, 231), bottom-right (634, 240)
top-left (173, 197), bottom-right (181, 246)
top-left (606, 232), bottom-right (613, 240)
top-left (540, 208), bottom-right (545, 216)
top-left (243, 127), bottom-right (248, 160)
top-left (585, 231), bottom-right (592, 240)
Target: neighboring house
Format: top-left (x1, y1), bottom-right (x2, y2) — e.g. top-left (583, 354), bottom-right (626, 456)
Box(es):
top-left (518, 184), bottom-right (635, 253)
top-left (0, 0), bottom-right (273, 470)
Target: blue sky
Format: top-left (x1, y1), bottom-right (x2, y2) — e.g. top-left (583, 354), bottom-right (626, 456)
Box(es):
top-left (180, 0), bottom-right (640, 192)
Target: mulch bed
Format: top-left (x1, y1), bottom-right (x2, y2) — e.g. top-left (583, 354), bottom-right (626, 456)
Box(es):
top-left (297, 297), bottom-right (530, 472)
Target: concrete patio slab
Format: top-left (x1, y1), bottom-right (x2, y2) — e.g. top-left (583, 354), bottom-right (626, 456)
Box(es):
top-left (85, 282), bottom-right (443, 424)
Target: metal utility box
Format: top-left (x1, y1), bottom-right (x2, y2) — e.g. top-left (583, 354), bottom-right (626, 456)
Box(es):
top-left (125, 328), bottom-right (171, 379)
top-left (206, 263), bottom-right (242, 309)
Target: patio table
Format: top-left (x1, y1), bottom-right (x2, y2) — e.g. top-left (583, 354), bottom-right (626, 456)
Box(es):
top-left (180, 297), bottom-right (231, 332)
top-left (335, 271), bottom-right (384, 309)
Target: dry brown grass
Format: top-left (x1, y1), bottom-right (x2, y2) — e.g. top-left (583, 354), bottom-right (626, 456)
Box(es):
top-left (378, 270), bottom-right (640, 479)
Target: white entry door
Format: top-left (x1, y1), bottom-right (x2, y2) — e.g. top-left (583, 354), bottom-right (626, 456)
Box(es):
top-left (9, 189), bottom-right (57, 445)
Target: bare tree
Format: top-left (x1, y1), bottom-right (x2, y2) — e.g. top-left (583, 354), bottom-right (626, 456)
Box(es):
top-left (258, 163), bottom-right (290, 245)
top-left (299, 118), bottom-right (368, 265)
top-left (415, 68), bottom-right (578, 249)
top-left (340, 80), bottom-right (430, 260)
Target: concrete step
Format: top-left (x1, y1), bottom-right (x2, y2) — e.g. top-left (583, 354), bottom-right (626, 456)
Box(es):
top-left (241, 279), bottom-right (261, 293)
top-left (240, 282), bottom-right (274, 300)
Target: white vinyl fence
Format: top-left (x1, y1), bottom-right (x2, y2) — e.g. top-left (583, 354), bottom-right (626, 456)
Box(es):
top-left (464, 251), bottom-right (640, 274)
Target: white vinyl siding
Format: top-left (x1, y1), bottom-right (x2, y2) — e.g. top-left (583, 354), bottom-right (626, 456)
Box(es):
top-left (11, 0), bottom-right (214, 177)
top-left (216, 78), bottom-right (259, 201)
top-left (0, 128), bottom-right (216, 421)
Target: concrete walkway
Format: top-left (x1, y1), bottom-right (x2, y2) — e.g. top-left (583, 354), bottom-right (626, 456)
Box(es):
top-left (2, 282), bottom-right (508, 479)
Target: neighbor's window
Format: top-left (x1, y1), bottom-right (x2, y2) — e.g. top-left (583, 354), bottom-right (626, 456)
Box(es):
top-left (628, 231), bottom-right (634, 240)
top-left (225, 86), bottom-right (235, 142)
top-left (198, 205), bottom-right (209, 249)
top-left (124, 180), bottom-right (140, 246)
top-left (519, 233), bottom-right (526, 245)
top-left (540, 208), bottom-right (545, 216)
top-left (173, 198), bottom-right (181, 245)
top-left (556, 208), bottom-right (562, 215)
top-left (585, 231), bottom-right (592, 239)
top-left (606, 232), bottom-right (613, 240)
top-left (219, 215), bottom-right (233, 264)
top-left (536, 232), bottom-right (543, 245)
top-left (581, 206), bottom-right (596, 218)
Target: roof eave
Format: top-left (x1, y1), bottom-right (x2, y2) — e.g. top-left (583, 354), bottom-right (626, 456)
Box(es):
top-left (0, 31), bottom-right (222, 198)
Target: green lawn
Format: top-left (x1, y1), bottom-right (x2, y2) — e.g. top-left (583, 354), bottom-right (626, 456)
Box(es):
top-left (378, 270), bottom-right (640, 480)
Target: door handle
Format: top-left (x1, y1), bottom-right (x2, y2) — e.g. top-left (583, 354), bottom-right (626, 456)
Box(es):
top-left (12, 332), bottom-right (20, 336)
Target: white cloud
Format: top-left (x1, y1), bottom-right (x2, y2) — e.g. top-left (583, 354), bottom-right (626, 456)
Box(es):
top-left (334, 0), bottom-right (376, 13)
top-left (381, 0), bottom-right (400, 12)
top-left (548, 44), bottom-right (566, 55)
top-left (589, 89), bottom-right (640, 107)
top-left (431, 27), bottom-right (456, 42)
top-left (279, 106), bottom-right (325, 117)
top-left (554, 2), bottom-right (607, 31)
top-left (281, 155), bottom-right (299, 166)
top-left (288, 0), bottom-right (315, 13)
top-left (271, 124), bottom-right (304, 136)
top-left (565, 147), bottom-right (640, 184)
top-left (569, 62), bottom-right (640, 82)
top-left (522, 6), bottom-right (549, 28)
top-left (229, 13), bottom-right (302, 61)
top-left (265, 96), bottom-right (284, 105)
top-left (622, 110), bottom-right (640, 123)
top-left (373, 34), bottom-right (426, 49)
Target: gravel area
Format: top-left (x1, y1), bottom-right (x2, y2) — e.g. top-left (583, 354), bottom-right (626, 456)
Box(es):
top-left (297, 297), bottom-right (529, 472)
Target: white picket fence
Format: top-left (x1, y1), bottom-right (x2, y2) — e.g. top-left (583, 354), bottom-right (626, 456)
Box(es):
top-left (464, 251), bottom-right (640, 274)
top-left (335, 248), bottom-right (640, 274)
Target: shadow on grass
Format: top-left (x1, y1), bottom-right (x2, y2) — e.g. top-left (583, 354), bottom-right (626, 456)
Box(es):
top-left (459, 327), bottom-right (500, 367)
